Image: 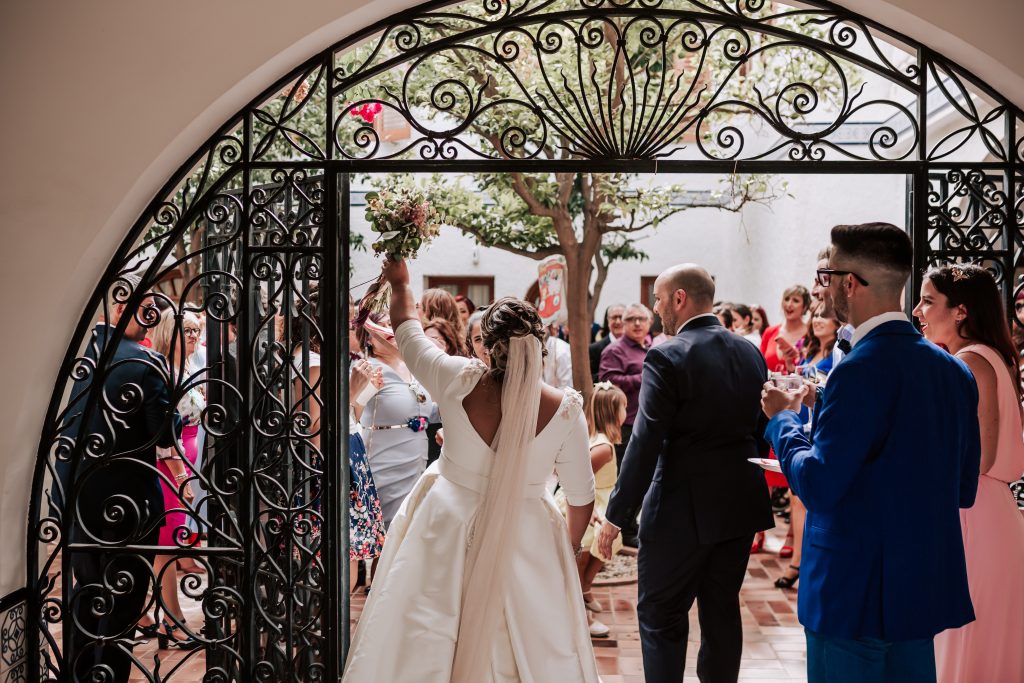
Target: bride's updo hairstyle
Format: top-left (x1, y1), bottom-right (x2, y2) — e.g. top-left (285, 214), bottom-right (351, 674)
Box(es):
top-left (480, 297), bottom-right (547, 382)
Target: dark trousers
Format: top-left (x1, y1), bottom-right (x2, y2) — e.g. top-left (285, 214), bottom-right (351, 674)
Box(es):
top-left (637, 533), bottom-right (754, 683)
top-left (70, 522), bottom-right (158, 683)
top-left (806, 630), bottom-right (936, 683)
top-left (615, 424), bottom-right (640, 543)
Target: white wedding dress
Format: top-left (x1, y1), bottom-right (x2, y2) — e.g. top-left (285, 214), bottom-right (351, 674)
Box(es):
top-left (343, 319), bottom-right (600, 683)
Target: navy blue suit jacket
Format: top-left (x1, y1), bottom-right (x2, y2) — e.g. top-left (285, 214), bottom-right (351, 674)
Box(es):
top-left (59, 323), bottom-right (178, 542)
top-left (765, 319), bottom-right (980, 641)
top-left (605, 315), bottom-right (774, 546)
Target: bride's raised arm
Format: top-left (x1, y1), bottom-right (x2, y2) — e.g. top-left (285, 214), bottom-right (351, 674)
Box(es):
top-left (383, 257), bottom-right (467, 399)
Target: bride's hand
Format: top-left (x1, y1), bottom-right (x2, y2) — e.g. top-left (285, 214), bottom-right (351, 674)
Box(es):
top-left (382, 257), bottom-right (410, 288)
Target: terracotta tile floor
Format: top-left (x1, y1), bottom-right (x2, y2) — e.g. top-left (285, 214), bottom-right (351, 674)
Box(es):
top-left (54, 521), bottom-right (803, 681)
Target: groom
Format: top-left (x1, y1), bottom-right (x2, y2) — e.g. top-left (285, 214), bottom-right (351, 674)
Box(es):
top-left (598, 264), bottom-right (774, 683)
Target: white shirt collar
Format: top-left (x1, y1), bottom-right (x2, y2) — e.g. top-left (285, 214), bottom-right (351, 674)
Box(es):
top-left (608, 331), bottom-right (619, 342)
top-left (676, 312), bottom-right (719, 335)
top-left (851, 312), bottom-right (908, 348)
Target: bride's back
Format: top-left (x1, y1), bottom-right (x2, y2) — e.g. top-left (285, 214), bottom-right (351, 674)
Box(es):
top-left (462, 372), bottom-right (565, 446)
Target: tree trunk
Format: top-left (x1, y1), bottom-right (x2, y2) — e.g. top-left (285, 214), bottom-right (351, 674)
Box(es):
top-left (563, 245), bottom-right (595, 401)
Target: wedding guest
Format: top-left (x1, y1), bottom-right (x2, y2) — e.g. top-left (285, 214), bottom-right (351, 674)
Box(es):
top-left (544, 322), bottom-right (573, 389)
top-left (762, 222), bottom-right (980, 683)
top-left (714, 303), bottom-right (735, 330)
top-left (358, 313), bottom-right (433, 529)
top-left (454, 294), bottom-right (475, 325)
top-left (732, 303), bottom-right (761, 346)
top-left (755, 290), bottom-right (808, 554)
top-left (423, 316), bottom-right (466, 356)
top-left (599, 302), bottom-right (652, 547)
top-left (589, 304), bottom-right (625, 382)
top-left (564, 381), bottom-right (628, 639)
top-left (813, 247), bottom-right (855, 364)
top-left (761, 286), bottom-right (810, 373)
top-left (914, 264), bottom-right (1024, 683)
top-left (465, 309), bottom-right (488, 362)
top-left (289, 290), bottom-right (387, 591)
top-left (649, 316), bottom-right (669, 347)
top-left (423, 317), bottom-right (463, 465)
top-left (751, 305), bottom-right (770, 337)
top-left (140, 308), bottom-right (205, 649)
top-left (64, 275), bottom-right (178, 681)
top-left (421, 288), bottom-right (465, 344)
top-left (774, 302), bottom-right (840, 589)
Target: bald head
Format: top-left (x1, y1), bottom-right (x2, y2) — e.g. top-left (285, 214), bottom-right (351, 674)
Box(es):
top-left (654, 263), bottom-right (716, 333)
top-left (659, 264), bottom-right (715, 309)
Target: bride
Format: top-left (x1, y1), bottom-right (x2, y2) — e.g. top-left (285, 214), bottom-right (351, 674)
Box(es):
top-left (343, 258), bottom-right (601, 682)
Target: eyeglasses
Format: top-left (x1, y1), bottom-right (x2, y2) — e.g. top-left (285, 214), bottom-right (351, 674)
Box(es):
top-left (183, 327), bottom-right (201, 337)
top-left (624, 316), bottom-right (648, 325)
top-left (816, 268), bottom-right (870, 287)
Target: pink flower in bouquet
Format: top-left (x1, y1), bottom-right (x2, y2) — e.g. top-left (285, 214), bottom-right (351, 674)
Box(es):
top-left (411, 202), bottom-right (428, 229)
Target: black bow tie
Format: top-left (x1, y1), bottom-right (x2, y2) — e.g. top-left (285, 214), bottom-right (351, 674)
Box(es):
top-left (837, 338), bottom-right (852, 354)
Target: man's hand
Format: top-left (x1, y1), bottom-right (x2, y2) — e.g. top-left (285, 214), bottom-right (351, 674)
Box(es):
top-left (761, 381), bottom-right (806, 419)
top-left (596, 518), bottom-right (621, 560)
top-left (801, 379), bottom-right (818, 409)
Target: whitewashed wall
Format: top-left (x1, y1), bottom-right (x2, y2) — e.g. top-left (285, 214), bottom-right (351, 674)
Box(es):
top-left (350, 172), bottom-right (906, 320)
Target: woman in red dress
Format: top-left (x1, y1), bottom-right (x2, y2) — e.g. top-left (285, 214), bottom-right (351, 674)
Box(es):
top-left (752, 285), bottom-right (810, 553)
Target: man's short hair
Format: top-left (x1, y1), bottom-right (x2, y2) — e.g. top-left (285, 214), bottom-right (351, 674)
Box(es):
top-left (625, 303), bottom-right (653, 320)
top-left (831, 222), bottom-right (912, 294)
top-left (831, 223), bottom-right (912, 275)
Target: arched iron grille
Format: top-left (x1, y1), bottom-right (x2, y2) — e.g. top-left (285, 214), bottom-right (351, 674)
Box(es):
top-left (26, 0), bottom-right (1024, 680)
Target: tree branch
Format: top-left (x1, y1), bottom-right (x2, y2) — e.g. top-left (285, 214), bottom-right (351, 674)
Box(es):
top-left (448, 217), bottom-right (561, 260)
top-left (510, 172), bottom-right (560, 219)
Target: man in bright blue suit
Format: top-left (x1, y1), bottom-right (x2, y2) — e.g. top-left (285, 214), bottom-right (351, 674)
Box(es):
top-left (761, 222), bottom-right (980, 683)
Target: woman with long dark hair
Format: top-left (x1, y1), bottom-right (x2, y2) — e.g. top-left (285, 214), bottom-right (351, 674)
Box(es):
top-left (913, 264), bottom-right (1024, 682)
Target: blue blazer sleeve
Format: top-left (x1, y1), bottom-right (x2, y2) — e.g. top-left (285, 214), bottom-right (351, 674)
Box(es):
top-left (766, 357), bottom-right (890, 512)
top-left (605, 345), bottom-right (678, 528)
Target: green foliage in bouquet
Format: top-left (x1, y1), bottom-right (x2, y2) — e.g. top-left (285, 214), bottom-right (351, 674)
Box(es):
top-left (364, 188), bottom-right (443, 258)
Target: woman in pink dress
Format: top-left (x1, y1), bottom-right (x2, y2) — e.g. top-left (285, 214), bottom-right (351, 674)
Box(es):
top-left (914, 264), bottom-right (1024, 682)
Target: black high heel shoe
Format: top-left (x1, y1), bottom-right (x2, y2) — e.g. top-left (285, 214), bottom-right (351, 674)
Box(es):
top-left (158, 619), bottom-right (203, 650)
top-left (774, 565), bottom-right (800, 589)
top-left (134, 622), bottom-right (160, 643)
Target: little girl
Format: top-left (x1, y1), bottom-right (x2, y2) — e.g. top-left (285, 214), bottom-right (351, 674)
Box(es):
top-left (577, 381), bottom-right (627, 638)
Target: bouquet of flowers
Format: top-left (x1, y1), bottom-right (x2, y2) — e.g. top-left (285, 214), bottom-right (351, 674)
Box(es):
top-left (355, 187), bottom-right (443, 323)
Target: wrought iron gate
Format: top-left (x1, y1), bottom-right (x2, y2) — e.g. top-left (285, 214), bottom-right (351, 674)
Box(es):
top-left (26, 0), bottom-right (1024, 680)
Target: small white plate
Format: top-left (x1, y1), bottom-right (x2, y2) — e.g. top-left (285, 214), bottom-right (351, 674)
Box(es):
top-left (748, 457), bottom-right (782, 473)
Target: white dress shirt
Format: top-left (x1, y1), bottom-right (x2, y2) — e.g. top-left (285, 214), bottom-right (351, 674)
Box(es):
top-left (543, 335), bottom-right (573, 389)
top-left (851, 312), bottom-right (909, 348)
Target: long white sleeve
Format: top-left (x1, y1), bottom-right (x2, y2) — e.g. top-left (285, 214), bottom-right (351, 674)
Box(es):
top-left (554, 407), bottom-right (596, 506)
top-left (395, 319), bottom-right (468, 402)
